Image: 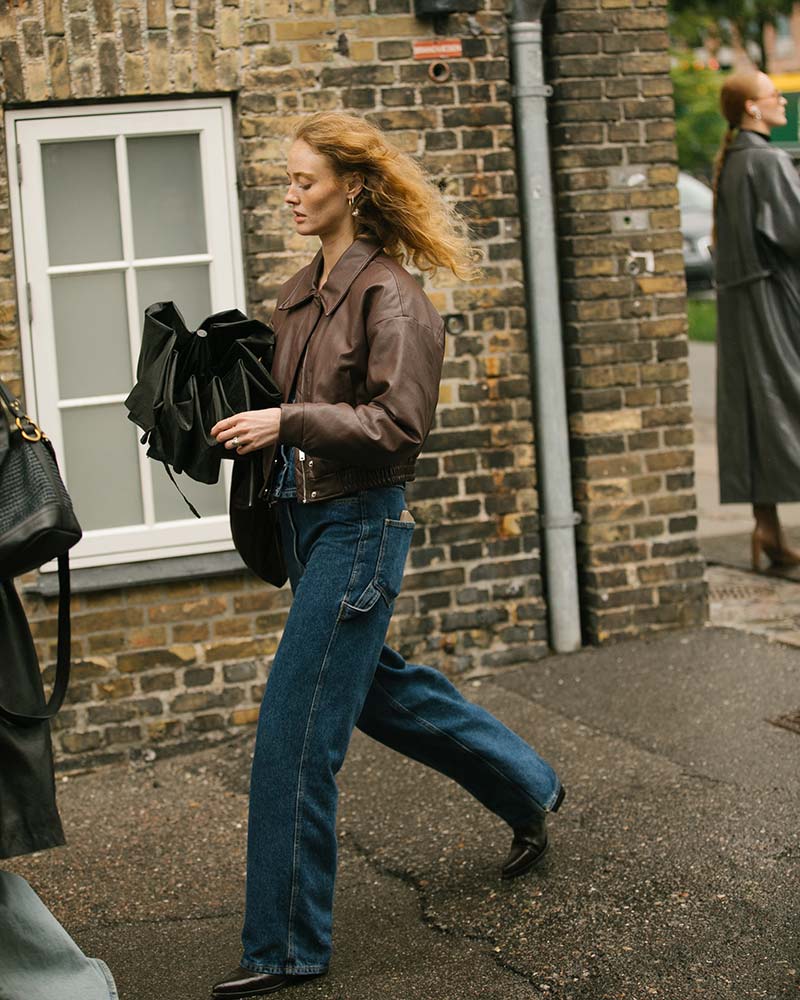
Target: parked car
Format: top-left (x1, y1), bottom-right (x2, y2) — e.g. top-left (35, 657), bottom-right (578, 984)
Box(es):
top-left (678, 171), bottom-right (714, 291)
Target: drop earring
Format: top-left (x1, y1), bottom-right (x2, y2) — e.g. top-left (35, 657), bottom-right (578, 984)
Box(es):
top-left (348, 195), bottom-right (359, 217)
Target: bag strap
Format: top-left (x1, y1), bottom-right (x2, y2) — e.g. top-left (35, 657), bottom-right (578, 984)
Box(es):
top-left (162, 461), bottom-right (201, 519)
top-left (0, 379), bottom-right (46, 446)
top-left (0, 376), bottom-right (15, 409)
top-left (0, 554), bottom-right (72, 728)
top-left (0, 382), bottom-right (20, 441)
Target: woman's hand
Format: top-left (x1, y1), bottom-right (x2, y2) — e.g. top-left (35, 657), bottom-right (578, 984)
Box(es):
top-left (212, 408), bottom-right (282, 456)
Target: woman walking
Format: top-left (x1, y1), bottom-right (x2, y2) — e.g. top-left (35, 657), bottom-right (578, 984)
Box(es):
top-left (210, 112), bottom-right (564, 997)
top-left (713, 69), bottom-right (800, 569)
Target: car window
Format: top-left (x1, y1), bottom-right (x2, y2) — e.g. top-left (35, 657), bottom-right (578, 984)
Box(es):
top-left (678, 173), bottom-right (713, 213)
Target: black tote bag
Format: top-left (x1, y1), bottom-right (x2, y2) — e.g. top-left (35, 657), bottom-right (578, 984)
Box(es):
top-left (0, 578), bottom-right (65, 860)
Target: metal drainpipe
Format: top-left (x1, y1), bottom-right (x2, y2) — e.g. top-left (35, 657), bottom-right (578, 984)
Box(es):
top-left (509, 0), bottom-right (582, 652)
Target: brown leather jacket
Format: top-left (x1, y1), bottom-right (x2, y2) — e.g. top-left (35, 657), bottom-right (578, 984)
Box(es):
top-left (266, 237), bottom-right (445, 503)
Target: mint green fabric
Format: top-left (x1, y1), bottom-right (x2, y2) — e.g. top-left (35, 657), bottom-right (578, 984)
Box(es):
top-left (0, 872), bottom-right (117, 1000)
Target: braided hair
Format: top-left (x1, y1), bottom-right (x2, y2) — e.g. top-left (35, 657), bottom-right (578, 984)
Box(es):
top-left (712, 69), bottom-right (763, 244)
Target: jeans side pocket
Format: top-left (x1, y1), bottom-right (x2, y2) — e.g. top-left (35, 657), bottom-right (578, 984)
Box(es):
top-left (340, 514), bottom-right (415, 620)
top-left (374, 517), bottom-right (415, 604)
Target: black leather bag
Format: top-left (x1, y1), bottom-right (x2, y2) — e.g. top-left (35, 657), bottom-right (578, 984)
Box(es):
top-left (0, 382), bottom-right (77, 858)
top-left (125, 303), bottom-right (282, 501)
top-left (0, 578), bottom-right (66, 859)
top-left (0, 378), bottom-right (78, 729)
top-left (0, 380), bottom-right (82, 579)
top-left (230, 456), bottom-right (287, 589)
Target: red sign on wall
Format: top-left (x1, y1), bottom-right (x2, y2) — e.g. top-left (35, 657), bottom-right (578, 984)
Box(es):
top-left (412, 39), bottom-right (463, 60)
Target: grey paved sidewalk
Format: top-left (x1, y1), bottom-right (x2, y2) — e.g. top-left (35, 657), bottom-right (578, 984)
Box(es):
top-left (5, 627), bottom-right (800, 1000)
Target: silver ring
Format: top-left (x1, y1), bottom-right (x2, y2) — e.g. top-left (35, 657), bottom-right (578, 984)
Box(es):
top-left (232, 436), bottom-right (240, 447)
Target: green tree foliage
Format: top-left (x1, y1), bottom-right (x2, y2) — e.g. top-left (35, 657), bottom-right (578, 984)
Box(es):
top-left (669, 7), bottom-right (718, 50)
top-left (671, 62), bottom-right (726, 178)
top-left (669, 0), bottom-right (795, 70)
top-left (668, 1), bottom-right (796, 175)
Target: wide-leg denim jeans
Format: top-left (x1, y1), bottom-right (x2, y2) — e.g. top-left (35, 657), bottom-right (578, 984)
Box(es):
top-left (241, 486), bottom-right (562, 975)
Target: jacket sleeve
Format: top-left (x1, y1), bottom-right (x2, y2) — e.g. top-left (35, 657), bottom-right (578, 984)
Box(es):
top-left (755, 151), bottom-right (800, 257)
top-left (278, 312), bottom-right (445, 468)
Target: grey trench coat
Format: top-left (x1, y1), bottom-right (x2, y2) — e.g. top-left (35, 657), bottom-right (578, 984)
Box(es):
top-left (714, 130), bottom-right (800, 503)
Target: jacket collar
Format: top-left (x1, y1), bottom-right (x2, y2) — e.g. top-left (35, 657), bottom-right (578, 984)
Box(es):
top-left (730, 129), bottom-right (773, 152)
top-left (277, 238), bottom-right (383, 316)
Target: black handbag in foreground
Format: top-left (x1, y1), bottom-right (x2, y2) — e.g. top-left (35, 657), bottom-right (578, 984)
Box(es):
top-left (0, 377), bottom-right (81, 857)
top-left (0, 381), bottom-right (82, 580)
top-left (0, 579), bottom-right (66, 858)
top-left (125, 302), bottom-right (282, 512)
top-left (0, 378), bottom-right (80, 728)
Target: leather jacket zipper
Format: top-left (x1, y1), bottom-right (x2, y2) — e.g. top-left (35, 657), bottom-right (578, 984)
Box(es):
top-left (299, 448), bottom-right (307, 501)
top-left (299, 359), bottom-right (307, 501)
top-left (297, 295), bottom-right (321, 503)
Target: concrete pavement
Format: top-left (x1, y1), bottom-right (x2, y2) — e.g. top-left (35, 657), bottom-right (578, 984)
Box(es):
top-left (4, 627), bottom-right (800, 1000)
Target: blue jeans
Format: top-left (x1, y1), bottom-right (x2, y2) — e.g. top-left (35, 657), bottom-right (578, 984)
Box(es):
top-left (241, 486), bottom-right (562, 975)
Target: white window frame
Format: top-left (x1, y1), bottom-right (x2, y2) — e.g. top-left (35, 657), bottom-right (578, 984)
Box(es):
top-left (6, 98), bottom-right (246, 570)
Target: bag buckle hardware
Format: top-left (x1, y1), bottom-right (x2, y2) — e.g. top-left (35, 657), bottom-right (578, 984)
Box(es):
top-left (15, 415), bottom-right (43, 442)
top-left (3, 396), bottom-right (46, 442)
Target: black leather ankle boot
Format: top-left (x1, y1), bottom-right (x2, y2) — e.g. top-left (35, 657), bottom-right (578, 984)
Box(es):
top-left (212, 967), bottom-right (320, 998)
top-left (501, 785), bottom-right (565, 879)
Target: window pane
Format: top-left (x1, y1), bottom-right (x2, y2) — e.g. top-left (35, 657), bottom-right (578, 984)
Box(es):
top-left (128, 134), bottom-right (207, 258)
top-left (61, 404), bottom-right (144, 530)
top-left (42, 140), bottom-right (123, 266)
top-left (51, 271), bottom-right (131, 400)
top-left (136, 264), bottom-right (212, 332)
top-left (152, 466), bottom-right (228, 522)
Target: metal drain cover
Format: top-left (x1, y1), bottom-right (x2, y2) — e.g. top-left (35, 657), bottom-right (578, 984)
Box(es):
top-left (709, 584), bottom-right (776, 601)
top-left (768, 712), bottom-right (800, 736)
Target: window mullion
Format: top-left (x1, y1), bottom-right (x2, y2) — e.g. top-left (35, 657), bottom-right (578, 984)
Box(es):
top-left (59, 392), bottom-right (128, 408)
top-left (116, 132), bottom-right (156, 527)
top-left (198, 123), bottom-right (216, 306)
top-left (47, 260), bottom-right (127, 276)
top-left (130, 253), bottom-right (213, 270)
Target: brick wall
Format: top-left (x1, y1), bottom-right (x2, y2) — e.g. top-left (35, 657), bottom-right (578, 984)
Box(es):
top-left (32, 577), bottom-right (291, 757)
top-left (0, 0), bottom-right (549, 764)
top-left (0, 0), bottom-right (705, 763)
top-left (546, 0), bottom-right (707, 641)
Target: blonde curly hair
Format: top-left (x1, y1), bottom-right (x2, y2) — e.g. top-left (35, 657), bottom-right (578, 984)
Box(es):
top-left (293, 112), bottom-right (482, 281)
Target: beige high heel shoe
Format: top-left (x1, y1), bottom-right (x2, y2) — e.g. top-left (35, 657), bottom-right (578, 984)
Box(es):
top-left (751, 530), bottom-right (800, 571)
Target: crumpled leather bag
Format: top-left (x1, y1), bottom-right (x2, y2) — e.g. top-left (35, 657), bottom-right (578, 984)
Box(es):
top-left (125, 302), bottom-right (282, 489)
top-left (0, 578), bottom-right (65, 860)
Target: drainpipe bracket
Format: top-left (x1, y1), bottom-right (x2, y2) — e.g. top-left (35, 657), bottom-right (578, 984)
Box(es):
top-left (512, 84), bottom-right (553, 99)
top-left (541, 511), bottom-right (582, 530)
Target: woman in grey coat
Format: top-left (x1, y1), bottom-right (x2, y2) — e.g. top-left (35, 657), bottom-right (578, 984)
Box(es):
top-left (713, 69), bottom-right (800, 570)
